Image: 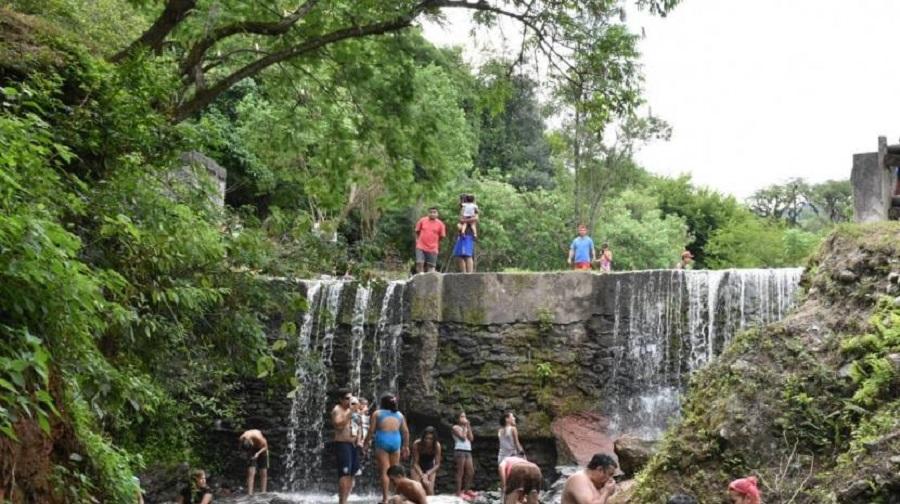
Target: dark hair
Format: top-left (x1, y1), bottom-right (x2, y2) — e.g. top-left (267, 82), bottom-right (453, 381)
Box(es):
top-left (587, 453), bottom-right (617, 471)
top-left (387, 465), bottom-right (405, 478)
top-left (464, 194), bottom-right (475, 203)
top-left (498, 411), bottom-right (512, 427)
top-left (428, 206), bottom-right (439, 212)
top-left (602, 242), bottom-right (609, 249)
top-left (419, 426), bottom-right (437, 446)
top-left (380, 393), bottom-right (398, 412)
top-left (241, 439), bottom-right (253, 450)
top-left (666, 495), bottom-right (698, 504)
top-left (336, 388), bottom-right (351, 399)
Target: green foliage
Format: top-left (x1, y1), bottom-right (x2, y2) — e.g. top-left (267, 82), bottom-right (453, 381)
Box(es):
top-left (841, 298), bottom-right (900, 407)
top-left (705, 213), bottom-right (823, 268)
top-left (598, 189), bottom-right (689, 270)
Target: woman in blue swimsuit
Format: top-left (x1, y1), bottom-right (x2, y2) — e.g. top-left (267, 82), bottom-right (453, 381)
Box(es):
top-left (366, 393), bottom-right (409, 504)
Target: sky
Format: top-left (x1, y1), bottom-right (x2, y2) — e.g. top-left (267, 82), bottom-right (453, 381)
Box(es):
top-left (421, 0), bottom-right (900, 199)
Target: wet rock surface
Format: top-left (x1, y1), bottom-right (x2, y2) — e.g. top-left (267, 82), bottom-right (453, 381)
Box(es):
top-left (613, 436), bottom-right (658, 477)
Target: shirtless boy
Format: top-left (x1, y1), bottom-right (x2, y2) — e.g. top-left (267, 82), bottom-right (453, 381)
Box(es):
top-left (238, 429), bottom-right (269, 495)
top-left (387, 465), bottom-right (428, 504)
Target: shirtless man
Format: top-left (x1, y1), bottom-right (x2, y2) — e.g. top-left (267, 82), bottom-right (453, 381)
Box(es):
top-left (238, 429), bottom-right (268, 495)
top-left (499, 456), bottom-right (542, 504)
top-left (561, 453), bottom-right (618, 504)
top-left (332, 388), bottom-right (358, 504)
top-left (386, 465), bottom-right (428, 504)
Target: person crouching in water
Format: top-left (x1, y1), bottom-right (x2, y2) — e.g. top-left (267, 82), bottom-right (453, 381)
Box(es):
top-left (499, 456), bottom-right (542, 504)
top-left (386, 465), bottom-right (427, 504)
top-left (411, 426), bottom-right (442, 495)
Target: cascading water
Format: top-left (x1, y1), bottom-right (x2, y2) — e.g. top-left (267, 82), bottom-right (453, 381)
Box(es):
top-left (371, 281), bottom-right (406, 402)
top-left (606, 268), bottom-right (803, 439)
top-left (284, 280), bottom-right (346, 491)
top-left (284, 280), bottom-right (406, 491)
top-left (349, 285), bottom-right (372, 395)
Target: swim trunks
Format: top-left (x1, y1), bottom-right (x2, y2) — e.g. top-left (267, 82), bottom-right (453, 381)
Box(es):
top-left (335, 441), bottom-right (359, 477)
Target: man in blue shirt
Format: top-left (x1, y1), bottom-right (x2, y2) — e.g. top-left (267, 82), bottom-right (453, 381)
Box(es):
top-left (567, 224), bottom-right (596, 270)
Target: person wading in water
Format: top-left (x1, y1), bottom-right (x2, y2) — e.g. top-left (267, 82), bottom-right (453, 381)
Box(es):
top-left (366, 393), bottom-right (410, 504)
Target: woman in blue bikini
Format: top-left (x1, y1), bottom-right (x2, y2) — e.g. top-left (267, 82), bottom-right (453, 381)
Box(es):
top-left (366, 393), bottom-right (410, 504)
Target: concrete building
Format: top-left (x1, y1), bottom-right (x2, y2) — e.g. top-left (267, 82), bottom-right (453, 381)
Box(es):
top-left (851, 136), bottom-right (900, 222)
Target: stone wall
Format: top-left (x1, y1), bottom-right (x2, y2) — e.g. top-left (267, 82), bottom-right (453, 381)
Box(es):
top-left (203, 269), bottom-right (802, 494)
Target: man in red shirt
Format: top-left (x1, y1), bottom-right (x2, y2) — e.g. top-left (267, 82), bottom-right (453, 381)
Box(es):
top-left (415, 207), bottom-right (446, 273)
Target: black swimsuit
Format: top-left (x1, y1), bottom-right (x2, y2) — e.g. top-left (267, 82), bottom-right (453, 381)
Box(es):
top-left (418, 446), bottom-right (436, 472)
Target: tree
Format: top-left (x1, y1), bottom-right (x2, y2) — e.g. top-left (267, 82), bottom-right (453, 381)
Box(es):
top-left (475, 67), bottom-right (554, 190)
top-left (747, 178), bottom-right (811, 226)
top-left (108, 0), bottom-right (679, 122)
top-left (597, 189), bottom-right (688, 270)
top-left (808, 179), bottom-right (852, 224)
top-left (654, 175), bottom-right (743, 267)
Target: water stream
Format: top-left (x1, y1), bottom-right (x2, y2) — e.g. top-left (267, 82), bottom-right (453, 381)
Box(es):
top-left (281, 269), bottom-right (801, 489)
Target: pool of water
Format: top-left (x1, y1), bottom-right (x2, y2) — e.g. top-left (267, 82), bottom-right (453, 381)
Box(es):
top-left (218, 493), bottom-right (475, 504)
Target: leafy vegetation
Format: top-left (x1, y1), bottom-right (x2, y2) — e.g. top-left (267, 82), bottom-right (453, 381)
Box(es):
top-left (0, 0), bottom-right (859, 501)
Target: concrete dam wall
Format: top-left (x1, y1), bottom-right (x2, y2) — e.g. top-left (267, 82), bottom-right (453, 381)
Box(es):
top-left (219, 269), bottom-right (803, 492)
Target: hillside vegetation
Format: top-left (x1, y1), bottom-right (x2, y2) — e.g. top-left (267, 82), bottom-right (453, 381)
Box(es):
top-left (633, 222), bottom-right (900, 503)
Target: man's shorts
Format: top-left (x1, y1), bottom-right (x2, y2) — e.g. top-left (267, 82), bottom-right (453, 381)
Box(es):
top-left (574, 262), bottom-right (592, 270)
top-left (335, 442), bottom-right (359, 478)
top-left (415, 248), bottom-right (438, 266)
top-left (247, 449), bottom-right (269, 469)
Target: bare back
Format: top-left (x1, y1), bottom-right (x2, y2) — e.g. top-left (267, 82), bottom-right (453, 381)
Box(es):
top-left (396, 478), bottom-right (428, 504)
top-left (239, 429), bottom-right (267, 450)
top-left (561, 471), bottom-right (600, 504)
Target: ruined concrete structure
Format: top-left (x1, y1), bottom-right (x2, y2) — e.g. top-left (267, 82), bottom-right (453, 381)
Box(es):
top-left (852, 136), bottom-right (900, 222)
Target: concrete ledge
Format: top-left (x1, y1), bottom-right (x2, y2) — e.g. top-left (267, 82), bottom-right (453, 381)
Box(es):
top-left (410, 271), bottom-right (596, 324)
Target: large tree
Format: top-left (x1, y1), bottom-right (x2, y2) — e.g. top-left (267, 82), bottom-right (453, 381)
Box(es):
top-left (110, 0), bottom-right (679, 122)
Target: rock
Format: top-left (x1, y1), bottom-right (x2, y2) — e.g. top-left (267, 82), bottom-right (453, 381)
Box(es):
top-left (890, 455), bottom-right (900, 466)
top-left (551, 413), bottom-right (616, 466)
top-left (893, 296), bottom-right (900, 308)
top-left (837, 479), bottom-right (873, 503)
top-left (614, 435), bottom-right (659, 476)
top-left (607, 479), bottom-right (636, 504)
top-left (838, 362), bottom-right (855, 378)
top-left (837, 269), bottom-right (859, 283)
top-left (888, 353), bottom-right (900, 372)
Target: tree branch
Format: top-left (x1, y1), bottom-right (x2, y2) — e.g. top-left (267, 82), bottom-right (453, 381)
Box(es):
top-left (111, 0), bottom-right (197, 62)
top-left (172, 14), bottom-right (422, 122)
top-left (180, 0), bottom-right (320, 82)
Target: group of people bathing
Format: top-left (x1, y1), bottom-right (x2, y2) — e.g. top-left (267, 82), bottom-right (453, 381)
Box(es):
top-left (331, 389), bottom-right (763, 504)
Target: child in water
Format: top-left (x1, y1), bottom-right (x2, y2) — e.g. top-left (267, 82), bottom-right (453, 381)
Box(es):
top-left (458, 194), bottom-right (478, 238)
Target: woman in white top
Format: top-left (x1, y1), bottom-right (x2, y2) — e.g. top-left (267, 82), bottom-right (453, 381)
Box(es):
top-left (452, 411), bottom-right (476, 498)
top-left (497, 411), bottom-right (524, 464)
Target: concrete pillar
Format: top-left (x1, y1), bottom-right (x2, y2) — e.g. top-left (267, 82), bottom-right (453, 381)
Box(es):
top-left (852, 137), bottom-right (893, 222)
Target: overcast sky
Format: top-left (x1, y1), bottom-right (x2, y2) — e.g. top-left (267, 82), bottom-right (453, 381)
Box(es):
top-left (421, 0), bottom-right (900, 199)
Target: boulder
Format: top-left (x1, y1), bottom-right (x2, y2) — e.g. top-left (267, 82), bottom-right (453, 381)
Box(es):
top-left (551, 412), bottom-right (616, 466)
top-left (614, 435), bottom-right (659, 476)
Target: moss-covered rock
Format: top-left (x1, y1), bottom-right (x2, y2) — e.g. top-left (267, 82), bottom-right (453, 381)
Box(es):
top-left (632, 222), bottom-right (900, 504)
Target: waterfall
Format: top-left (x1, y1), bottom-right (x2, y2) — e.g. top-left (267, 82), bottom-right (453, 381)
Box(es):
top-left (371, 281), bottom-right (406, 401)
top-left (607, 268), bottom-right (803, 438)
top-left (284, 280), bottom-right (405, 490)
top-left (349, 285), bottom-right (372, 395)
top-left (284, 280), bottom-right (346, 491)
